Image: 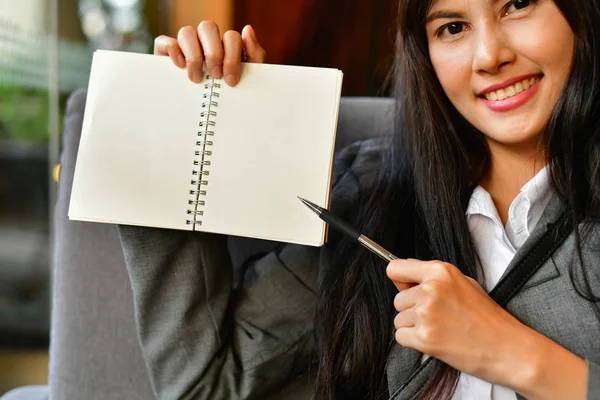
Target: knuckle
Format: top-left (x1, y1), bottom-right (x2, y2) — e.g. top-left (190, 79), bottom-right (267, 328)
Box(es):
top-left (154, 35), bottom-right (174, 50)
top-left (185, 56), bottom-right (203, 65)
top-left (185, 57), bottom-right (203, 71)
top-left (393, 293), bottom-right (403, 311)
top-left (420, 280), bottom-right (437, 295)
top-left (198, 20), bottom-right (217, 32)
top-left (422, 281), bottom-right (444, 302)
top-left (177, 25), bottom-right (195, 39)
top-left (204, 48), bottom-right (224, 61)
top-left (222, 59), bottom-right (239, 71)
top-left (394, 329), bottom-right (405, 345)
top-left (433, 261), bottom-right (447, 272)
top-left (204, 51), bottom-right (223, 65)
top-left (416, 325), bottom-right (436, 345)
top-left (223, 29), bottom-right (242, 41)
top-left (438, 262), bottom-right (454, 278)
top-left (415, 300), bottom-right (434, 320)
top-left (394, 313), bottom-right (402, 329)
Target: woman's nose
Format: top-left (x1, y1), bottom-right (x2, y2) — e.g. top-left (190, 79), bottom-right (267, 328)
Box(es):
top-left (471, 26), bottom-right (515, 74)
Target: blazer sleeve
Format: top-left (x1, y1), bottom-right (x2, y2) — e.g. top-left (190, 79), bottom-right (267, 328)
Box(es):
top-left (119, 226), bottom-right (321, 400)
top-left (587, 360), bottom-right (600, 400)
top-left (118, 139), bottom-right (383, 400)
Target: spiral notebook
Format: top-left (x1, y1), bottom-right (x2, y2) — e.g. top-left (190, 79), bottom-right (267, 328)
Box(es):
top-left (69, 50), bottom-right (343, 246)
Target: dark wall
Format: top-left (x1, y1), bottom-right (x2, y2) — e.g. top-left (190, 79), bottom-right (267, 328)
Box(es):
top-left (235, 0), bottom-right (398, 96)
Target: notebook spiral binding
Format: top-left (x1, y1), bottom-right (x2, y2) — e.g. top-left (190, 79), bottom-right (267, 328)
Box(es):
top-left (186, 75), bottom-right (221, 228)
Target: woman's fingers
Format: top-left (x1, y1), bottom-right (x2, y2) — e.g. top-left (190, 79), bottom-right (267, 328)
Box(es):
top-left (241, 25), bottom-right (267, 63)
top-left (177, 26), bottom-right (204, 83)
top-left (393, 287), bottom-right (418, 313)
top-left (154, 35), bottom-right (186, 68)
top-left (394, 309), bottom-right (416, 329)
top-left (154, 22), bottom-right (265, 86)
top-left (392, 281), bottom-right (415, 292)
top-left (197, 21), bottom-right (224, 78)
top-left (222, 30), bottom-right (243, 87)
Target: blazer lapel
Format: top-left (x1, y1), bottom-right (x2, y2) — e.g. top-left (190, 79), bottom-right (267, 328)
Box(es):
top-left (387, 344), bottom-right (431, 399)
top-left (386, 195), bottom-right (566, 399)
top-left (495, 194), bottom-right (565, 286)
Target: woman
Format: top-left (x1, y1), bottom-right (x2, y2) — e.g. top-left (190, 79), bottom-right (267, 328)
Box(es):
top-left (119, 0), bottom-right (600, 398)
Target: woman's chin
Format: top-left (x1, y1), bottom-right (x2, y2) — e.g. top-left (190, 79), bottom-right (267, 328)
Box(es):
top-left (482, 128), bottom-right (544, 148)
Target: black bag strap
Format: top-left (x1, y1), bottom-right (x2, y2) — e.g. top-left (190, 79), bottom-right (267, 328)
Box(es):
top-left (389, 210), bottom-right (573, 400)
top-left (489, 209), bottom-right (572, 306)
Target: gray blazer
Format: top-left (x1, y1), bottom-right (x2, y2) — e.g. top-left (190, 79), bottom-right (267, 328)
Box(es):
top-left (118, 138), bottom-right (600, 399)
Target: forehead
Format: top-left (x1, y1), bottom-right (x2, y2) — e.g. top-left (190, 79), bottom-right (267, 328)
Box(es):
top-left (429, 0), bottom-right (500, 11)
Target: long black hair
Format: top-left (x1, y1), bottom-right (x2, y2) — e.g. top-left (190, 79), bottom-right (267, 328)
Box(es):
top-left (314, 0), bottom-right (600, 398)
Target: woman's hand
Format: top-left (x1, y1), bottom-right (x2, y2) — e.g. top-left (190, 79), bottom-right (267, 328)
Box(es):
top-left (153, 22), bottom-right (266, 86)
top-left (386, 259), bottom-right (545, 391)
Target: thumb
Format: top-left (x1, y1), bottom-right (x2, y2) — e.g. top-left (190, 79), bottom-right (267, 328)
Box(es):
top-left (241, 25), bottom-right (266, 63)
top-left (392, 281), bottom-right (416, 292)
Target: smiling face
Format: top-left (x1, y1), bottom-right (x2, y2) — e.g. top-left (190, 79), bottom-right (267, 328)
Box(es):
top-left (426, 0), bottom-right (575, 148)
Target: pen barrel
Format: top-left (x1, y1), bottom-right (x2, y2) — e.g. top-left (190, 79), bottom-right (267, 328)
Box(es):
top-left (358, 235), bottom-right (399, 262)
top-left (320, 210), bottom-right (361, 241)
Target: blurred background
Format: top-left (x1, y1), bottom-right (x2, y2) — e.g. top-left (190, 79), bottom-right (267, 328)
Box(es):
top-left (0, 0), bottom-right (396, 395)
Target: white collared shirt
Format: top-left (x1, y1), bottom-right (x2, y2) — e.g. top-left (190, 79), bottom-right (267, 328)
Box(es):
top-left (452, 166), bottom-right (552, 399)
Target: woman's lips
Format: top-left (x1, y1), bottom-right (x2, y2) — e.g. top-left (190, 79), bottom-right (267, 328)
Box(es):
top-left (480, 76), bottom-right (543, 112)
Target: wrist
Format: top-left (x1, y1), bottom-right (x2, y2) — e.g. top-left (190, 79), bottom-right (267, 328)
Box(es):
top-left (493, 322), bottom-right (544, 395)
top-left (506, 327), bottom-right (549, 398)
top-left (498, 325), bottom-right (587, 400)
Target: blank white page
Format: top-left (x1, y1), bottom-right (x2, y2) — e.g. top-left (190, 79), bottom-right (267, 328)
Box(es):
top-left (200, 64), bottom-right (342, 246)
top-left (70, 50), bottom-right (202, 231)
top-left (69, 50), bottom-right (342, 246)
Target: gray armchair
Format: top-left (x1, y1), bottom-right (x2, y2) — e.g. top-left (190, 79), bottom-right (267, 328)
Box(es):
top-left (1, 90), bottom-right (394, 400)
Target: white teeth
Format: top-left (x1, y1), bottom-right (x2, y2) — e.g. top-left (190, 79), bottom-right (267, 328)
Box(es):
top-left (515, 82), bottom-right (523, 93)
top-left (483, 76), bottom-right (540, 101)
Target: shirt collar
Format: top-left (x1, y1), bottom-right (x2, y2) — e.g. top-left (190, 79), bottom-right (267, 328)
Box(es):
top-left (518, 166), bottom-right (551, 207)
top-left (466, 185), bottom-right (500, 221)
top-left (466, 166), bottom-right (551, 221)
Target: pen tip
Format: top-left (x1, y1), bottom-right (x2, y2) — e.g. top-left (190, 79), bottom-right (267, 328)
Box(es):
top-left (297, 196), bottom-right (323, 215)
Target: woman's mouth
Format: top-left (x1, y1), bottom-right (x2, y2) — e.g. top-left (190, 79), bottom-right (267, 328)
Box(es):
top-left (479, 74), bottom-right (543, 112)
top-left (482, 75), bottom-right (543, 101)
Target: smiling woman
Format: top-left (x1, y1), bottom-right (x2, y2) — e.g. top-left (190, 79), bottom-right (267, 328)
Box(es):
top-left (427, 0), bottom-right (574, 157)
top-left (116, 0), bottom-right (600, 399)
top-left (365, 0), bottom-right (599, 397)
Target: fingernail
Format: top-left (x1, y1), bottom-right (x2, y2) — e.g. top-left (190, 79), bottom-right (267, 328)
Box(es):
top-left (177, 55), bottom-right (185, 67)
top-left (192, 70), bottom-right (203, 83)
top-left (211, 66), bottom-right (223, 78)
top-left (225, 74), bottom-right (237, 86)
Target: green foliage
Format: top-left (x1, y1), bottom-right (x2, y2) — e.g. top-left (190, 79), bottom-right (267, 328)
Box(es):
top-left (0, 85), bottom-right (63, 143)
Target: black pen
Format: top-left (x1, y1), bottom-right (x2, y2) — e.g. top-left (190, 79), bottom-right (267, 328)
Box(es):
top-left (298, 197), bottom-right (399, 262)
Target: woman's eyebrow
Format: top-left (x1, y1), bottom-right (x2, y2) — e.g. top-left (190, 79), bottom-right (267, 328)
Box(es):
top-left (426, 0), bottom-right (505, 23)
top-left (426, 10), bottom-right (465, 23)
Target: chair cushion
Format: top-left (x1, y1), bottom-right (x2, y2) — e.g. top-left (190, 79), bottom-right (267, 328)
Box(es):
top-left (50, 90), bottom-right (154, 400)
top-left (0, 386), bottom-right (48, 400)
top-left (50, 90), bottom-right (394, 400)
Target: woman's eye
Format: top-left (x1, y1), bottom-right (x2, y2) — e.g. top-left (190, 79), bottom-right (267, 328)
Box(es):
top-left (505, 0), bottom-right (532, 14)
top-left (437, 22), bottom-right (465, 38)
